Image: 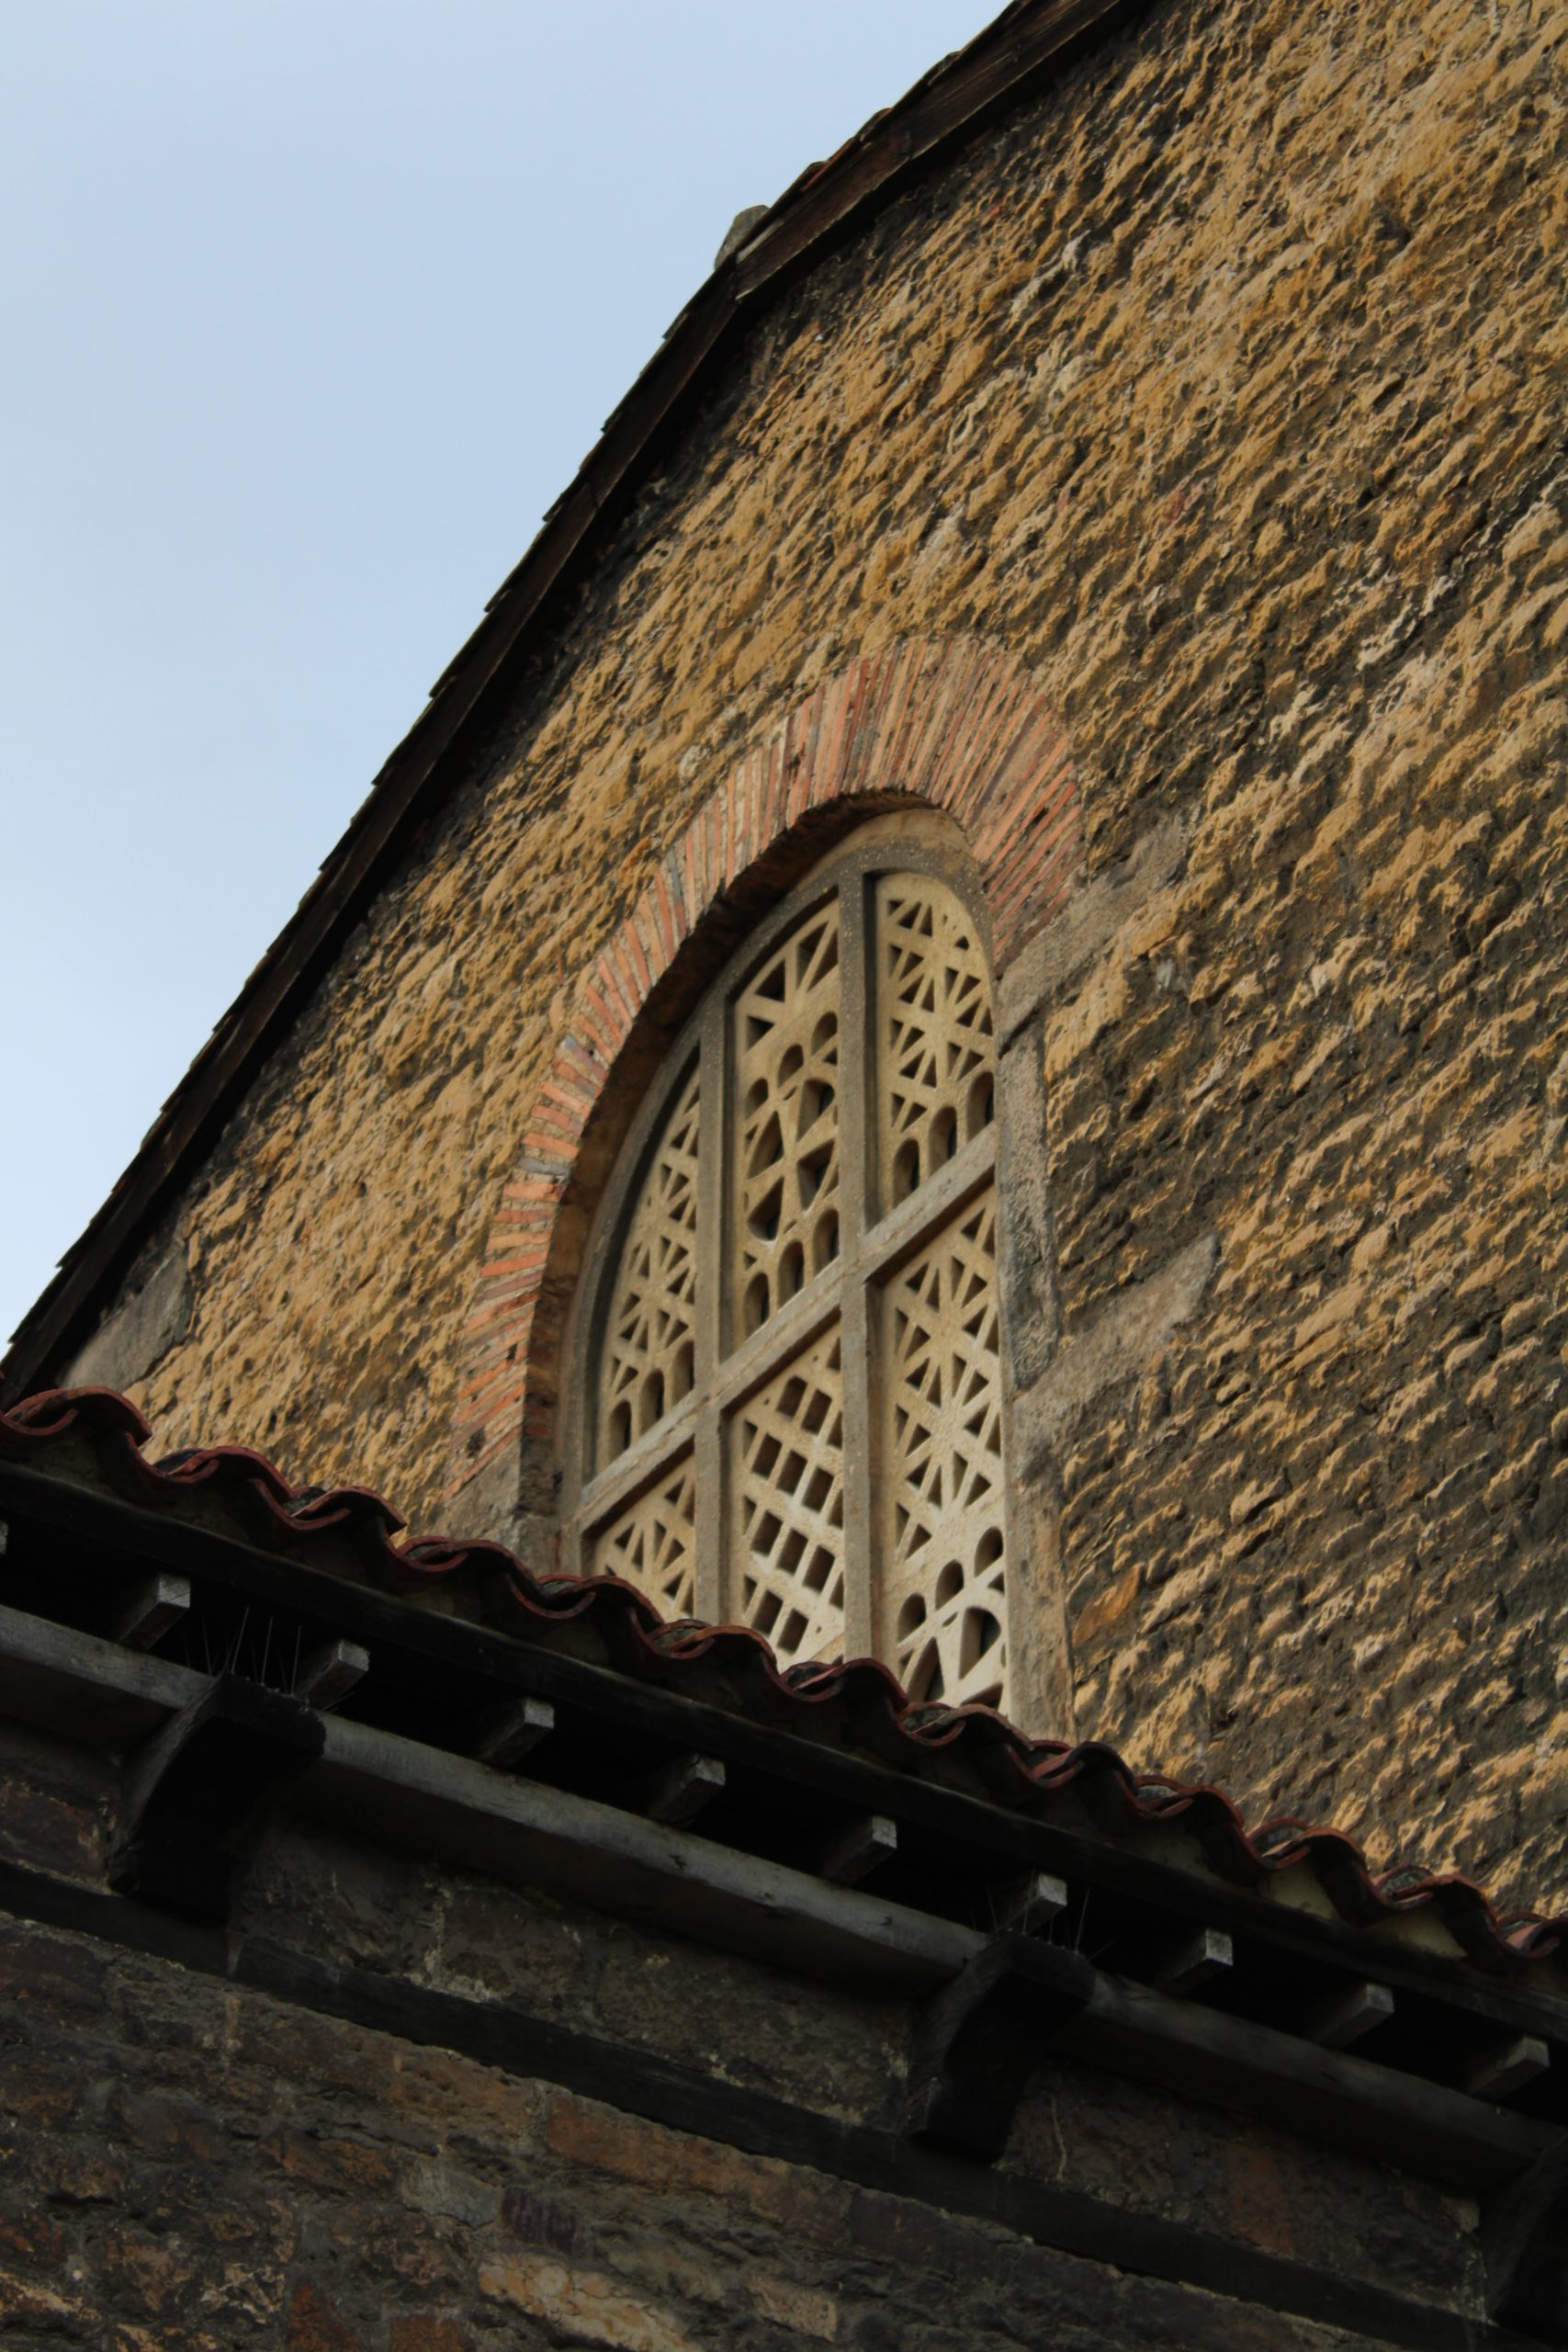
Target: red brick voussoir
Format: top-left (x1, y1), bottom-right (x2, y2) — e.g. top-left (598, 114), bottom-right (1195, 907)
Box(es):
top-left (444, 636), bottom-right (1081, 1510)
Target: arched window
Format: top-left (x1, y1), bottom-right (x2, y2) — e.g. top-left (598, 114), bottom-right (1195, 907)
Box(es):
top-left (560, 824), bottom-right (1010, 1711)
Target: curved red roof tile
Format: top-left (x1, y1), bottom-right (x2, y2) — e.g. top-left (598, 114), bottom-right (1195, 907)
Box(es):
top-left (3, 1383), bottom-right (1562, 1973)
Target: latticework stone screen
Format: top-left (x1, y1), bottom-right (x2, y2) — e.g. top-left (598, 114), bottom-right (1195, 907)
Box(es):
top-left (579, 855), bottom-right (1008, 1711)
top-left (598, 1064), bottom-right (703, 1463)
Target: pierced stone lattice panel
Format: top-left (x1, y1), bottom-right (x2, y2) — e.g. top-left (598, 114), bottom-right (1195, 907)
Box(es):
top-left (730, 1323), bottom-right (845, 1668)
top-left (599, 1063), bottom-right (702, 1464)
top-left (881, 1193), bottom-right (1008, 1710)
top-left (731, 905), bottom-right (840, 1345)
top-left (875, 876), bottom-right (995, 1216)
top-left (591, 1455), bottom-right (697, 1620)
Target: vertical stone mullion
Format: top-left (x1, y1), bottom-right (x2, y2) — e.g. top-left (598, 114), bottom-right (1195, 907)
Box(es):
top-left (694, 1005), bottom-right (728, 1624)
top-left (994, 1013), bottom-right (1068, 1732)
top-left (838, 875), bottom-right (877, 1659)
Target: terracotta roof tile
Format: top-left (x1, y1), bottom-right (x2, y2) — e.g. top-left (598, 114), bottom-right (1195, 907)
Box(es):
top-left (3, 1383), bottom-right (1562, 1978)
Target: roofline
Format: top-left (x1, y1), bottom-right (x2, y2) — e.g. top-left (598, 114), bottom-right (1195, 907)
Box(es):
top-left (4, 0), bottom-right (1145, 1398)
top-left (6, 1380), bottom-right (1568, 1991)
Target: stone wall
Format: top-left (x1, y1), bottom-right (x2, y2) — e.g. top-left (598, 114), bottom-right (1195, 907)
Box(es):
top-left (73, 0), bottom-right (1568, 1901)
top-left (0, 1717), bottom-right (1483, 2350)
top-left (0, 1917), bottom-right (1470, 2352)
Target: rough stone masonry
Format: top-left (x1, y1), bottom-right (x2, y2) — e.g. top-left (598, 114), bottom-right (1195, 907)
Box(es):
top-left (0, 1695), bottom-right (1508, 2352)
top-left (27, 0), bottom-right (1568, 1913)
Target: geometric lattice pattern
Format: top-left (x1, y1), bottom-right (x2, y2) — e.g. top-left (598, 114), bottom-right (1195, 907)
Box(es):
top-left (731, 904), bottom-right (840, 1344)
top-left (579, 853), bottom-right (1006, 1713)
top-left (881, 1194), bottom-right (1008, 1710)
top-left (876, 875), bottom-right (995, 1212)
top-left (591, 1453), bottom-right (697, 1620)
top-left (730, 1322), bottom-right (846, 1668)
top-left (599, 1063), bottom-right (702, 1465)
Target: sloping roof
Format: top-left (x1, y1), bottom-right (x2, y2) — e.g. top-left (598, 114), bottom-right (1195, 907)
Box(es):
top-left (4, 1381), bottom-right (1563, 1984)
top-left (2, 0), bottom-right (1143, 1401)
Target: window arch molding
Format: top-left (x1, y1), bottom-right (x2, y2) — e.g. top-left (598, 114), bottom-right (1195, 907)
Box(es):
top-left (444, 635), bottom-right (1082, 1723)
top-left (559, 814), bottom-right (1015, 1709)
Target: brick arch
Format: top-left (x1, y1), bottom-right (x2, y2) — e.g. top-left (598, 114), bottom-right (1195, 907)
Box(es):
top-left (446, 635), bottom-right (1080, 1518)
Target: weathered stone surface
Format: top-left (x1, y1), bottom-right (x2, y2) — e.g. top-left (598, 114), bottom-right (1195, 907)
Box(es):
top-left (66, 1231), bottom-right (191, 1393)
top-left (0, 1885), bottom-right (1477, 2352)
top-left (77, 0), bottom-right (1568, 1905)
top-left (998, 810), bottom-right (1190, 1045)
top-left (479, 2253), bottom-right (702, 2351)
top-left (0, 1691), bottom-right (1507, 2346)
top-left (1022, 1230), bottom-right (1220, 1464)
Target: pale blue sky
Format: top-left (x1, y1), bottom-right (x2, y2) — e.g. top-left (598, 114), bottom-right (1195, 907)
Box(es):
top-left (1, 0), bottom-right (998, 1351)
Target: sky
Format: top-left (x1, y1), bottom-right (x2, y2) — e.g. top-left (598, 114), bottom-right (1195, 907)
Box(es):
top-left (0, 0), bottom-right (998, 1353)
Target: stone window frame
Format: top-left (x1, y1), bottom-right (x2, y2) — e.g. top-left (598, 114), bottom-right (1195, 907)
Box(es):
top-left (446, 638), bottom-right (1084, 1730)
top-left (558, 813), bottom-right (1024, 1707)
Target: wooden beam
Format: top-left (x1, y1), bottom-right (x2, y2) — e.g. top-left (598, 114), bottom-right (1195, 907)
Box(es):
top-left (993, 1870), bottom-right (1069, 1935)
top-left (472, 1693), bottom-right (555, 1767)
top-left (293, 1638), bottom-right (368, 1712)
top-left (1483, 2138), bottom-right (1568, 2340)
top-left (638, 1753), bottom-right (726, 1826)
top-left (820, 1815), bottom-right (897, 1885)
top-left (308, 1716), bottom-right (970, 1993)
top-left (6, 1464), bottom-right (1568, 2067)
top-left (906, 1937), bottom-right (1094, 2160)
top-left (113, 1672), bottom-right (324, 1919)
top-left (110, 1572), bottom-right (189, 1653)
top-left (0, 1592), bottom-right (205, 1750)
top-left (1150, 1927), bottom-right (1232, 1997)
top-left (1054, 1972), bottom-right (1552, 2193)
top-left (1468, 2037), bottom-right (1551, 2105)
top-left (1307, 1981), bottom-right (1394, 2052)
top-left (0, 1594), bottom-right (1557, 2200)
